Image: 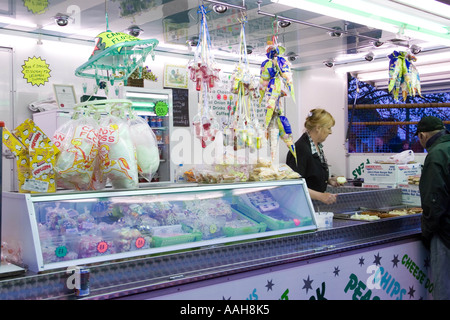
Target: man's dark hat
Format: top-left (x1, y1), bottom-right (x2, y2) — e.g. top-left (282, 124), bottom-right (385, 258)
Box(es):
top-left (415, 116), bottom-right (445, 135)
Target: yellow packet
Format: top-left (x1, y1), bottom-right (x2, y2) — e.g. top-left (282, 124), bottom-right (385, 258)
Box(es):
top-left (28, 147), bottom-right (56, 193)
top-left (13, 119), bottom-right (59, 154)
top-left (2, 126), bottom-right (27, 156)
top-left (16, 154), bottom-right (31, 193)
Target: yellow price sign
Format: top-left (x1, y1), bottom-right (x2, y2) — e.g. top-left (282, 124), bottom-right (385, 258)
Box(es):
top-left (23, 0), bottom-right (49, 14)
top-left (91, 32), bottom-right (140, 57)
top-left (22, 56), bottom-right (51, 87)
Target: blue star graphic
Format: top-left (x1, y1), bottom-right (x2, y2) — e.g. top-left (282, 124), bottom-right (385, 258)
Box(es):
top-left (265, 279), bottom-right (274, 291)
top-left (359, 256), bottom-right (365, 267)
top-left (373, 252), bottom-right (382, 266)
top-left (302, 275), bottom-right (313, 294)
top-left (408, 286), bottom-right (416, 299)
top-left (392, 254), bottom-right (400, 268)
top-left (333, 266), bottom-right (340, 277)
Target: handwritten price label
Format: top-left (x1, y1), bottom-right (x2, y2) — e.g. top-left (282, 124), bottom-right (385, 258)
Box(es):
top-left (55, 245), bottom-right (68, 258)
top-left (97, 241), bottom-right (108, 254)
top-left (155, 101), bottom-right (168, 117)
top-left (135, 237), bottom-right (146, 249)
top-left (22, 56), bottom-right (51, 86)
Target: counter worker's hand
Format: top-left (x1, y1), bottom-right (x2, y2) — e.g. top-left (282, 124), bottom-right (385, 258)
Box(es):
top-left (328, 177), bottom-right (340, 187)
top-left (320, 192), bottom-right (337, 205)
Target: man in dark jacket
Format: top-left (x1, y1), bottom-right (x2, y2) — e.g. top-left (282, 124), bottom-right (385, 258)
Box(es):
top-left (416, 116), bottom-right (450, 300)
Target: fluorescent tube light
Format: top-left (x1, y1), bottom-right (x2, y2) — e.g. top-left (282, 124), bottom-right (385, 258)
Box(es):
top-left (272, 0), bottom-right (450, 45)
top-left (333, 0), bottom-right (449, 34)
top-left (392, 0), bottom-right (450, 20)
top-left (334, 60), bottom-right (388, 74)
top-left (0, 16), bottom-right (37, 28)
top-left (357, 62), bottom-right (450, 82)
top-left (335, 48), bottom-right (450, 74)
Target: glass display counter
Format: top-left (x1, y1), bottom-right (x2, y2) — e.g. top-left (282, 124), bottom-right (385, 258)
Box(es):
top-left (2, 179), bottom-right (316, 272)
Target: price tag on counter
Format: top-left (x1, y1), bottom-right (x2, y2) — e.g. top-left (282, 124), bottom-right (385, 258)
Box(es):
top-left (135, 237), bottom-right (145, 249)
top-left (96, 241), bottom-right (108, 254)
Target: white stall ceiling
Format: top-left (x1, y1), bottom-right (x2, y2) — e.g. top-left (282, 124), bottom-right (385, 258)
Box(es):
top-left (0, 0), bottom-right (450, 90)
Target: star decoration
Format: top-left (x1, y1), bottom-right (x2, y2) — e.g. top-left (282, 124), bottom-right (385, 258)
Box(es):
top-left (408, 286), bottom-right (416, 299)
top-left (359, 256), bottom-right (365, 267)
top-left (373, 252), bottom-right (382, 266)
top-left (392, 254), bottom-right (400, 268)
top-left (302, 275), bottom-right (313, 294)
top-left (265, 279), bottom-right (275, 291)
top-left (333, 266), bottom-right (340, 277)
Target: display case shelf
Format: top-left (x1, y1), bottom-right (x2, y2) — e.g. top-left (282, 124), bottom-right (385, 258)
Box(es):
top-left (2, 179), bottom-right (316, 272)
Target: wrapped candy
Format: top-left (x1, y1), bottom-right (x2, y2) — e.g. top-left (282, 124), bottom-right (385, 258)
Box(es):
top-left (259, 36), bottom-right (297, 163)
top-left (225, 14), bottom-right (263, 153)
top-left (277, 114), bottom-right (295, 159)
top-left (128, 114), bottom-right (159, 181)
top-left (189, 5), bottom-right (221, 148)
top-left (188, 61), bottom-right (220, 92)
top-left (388, 51), bottom-right (422, 101)
top-left (98, 113), bottom-right (139, 189)
top-left (259, 41), bottom-right (295, 127)
top-left (54, 114), bottom-right (100, 190)
top-left (192, 110), bottom-right (220, 148)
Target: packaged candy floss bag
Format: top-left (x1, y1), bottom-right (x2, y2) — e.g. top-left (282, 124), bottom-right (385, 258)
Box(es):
top-left (53, 115), bottom-right (100, 190)
top-left (98, 114), bottom-right (139, 189)
top-left (128, 114), bottom-right (160, 182)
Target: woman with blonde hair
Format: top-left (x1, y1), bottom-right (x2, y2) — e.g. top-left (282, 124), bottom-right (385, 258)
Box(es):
top-left (286, 108), bottom-right (339, 204)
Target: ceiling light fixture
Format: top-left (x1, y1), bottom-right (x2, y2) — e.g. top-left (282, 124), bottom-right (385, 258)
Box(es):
top-left (410, 44), bottom-right (422, 54)
top-left (287, 52), bottom-right (299, 61)
top-left (357, 62), bottom-right (450, 83)
top-left (127, 25), bottom-right (143, 37)
top-left (328, 26), bottom-right (343, 37)
top-left (54, 14), bottom-right (71, 27)
top-left (278, 20), bottom-right (291, 28)
top-left (364, 51), bottom-right (375, 62)
top-left (0, 17), bottom-right (37, 28)
top-left (391, 0), bottom-right (450, 20)
top-left (260, 1), bottom-right (380, 43)
top-left (213, 4), bottom-right (228, 14)
top-left (204, 0), bottom-right (246, 11)
top-left (323, 60), bottom-right (334, 68)
top-left (271, 0), bottom-right (450, 46)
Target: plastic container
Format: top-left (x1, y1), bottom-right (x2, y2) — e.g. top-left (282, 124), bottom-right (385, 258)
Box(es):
top-left (175, 164), bottom-right (185, 182)
top-left (315, 212), bottom-right (334, 229)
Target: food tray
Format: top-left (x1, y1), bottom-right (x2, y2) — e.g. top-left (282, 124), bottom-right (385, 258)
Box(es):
top-left (334, 206), bottom-right (422, 222)
top-left (151, 232), bottom-right (202, 248)
top-left (235, 200), bottom-right (312, 231)
top-left (223, 208), bottom-right (267, 237)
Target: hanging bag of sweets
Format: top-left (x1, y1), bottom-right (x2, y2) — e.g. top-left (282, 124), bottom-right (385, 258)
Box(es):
top-left (53, 111), bottom-right (100, 190)
top-left (98, 103), bottom-right (139, 189)
top-left (188, 5), bottom-right (221, 148)
top-left (128, 113), bottom-right (160, 182)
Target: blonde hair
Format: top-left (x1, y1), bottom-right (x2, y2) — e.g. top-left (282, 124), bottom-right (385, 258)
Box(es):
top-left (304, 108), bottom-right (335, 131)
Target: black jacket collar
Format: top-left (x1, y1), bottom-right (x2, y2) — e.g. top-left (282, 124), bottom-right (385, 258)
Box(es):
top-left (426, 129), bottom-right (449, 150)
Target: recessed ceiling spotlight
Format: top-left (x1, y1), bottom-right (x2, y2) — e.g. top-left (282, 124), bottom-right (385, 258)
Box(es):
top-left (410, 44), bottom-right (422, 54)
top-left (323, 60), bottom-right (334, 68)
top-left (286, 51), bottom-right (298, 61)
top-left (187, 36), bottom-right (199, 47)
top-left (278, 20), bottom-right (291, 28)
top-left (54, 14), bottom-right (70, 27)
top-left (213, 4), bottom-right (228, 14)
top-left (127, 25), bottom-right (143, 37)
top-left (328, 27), bottom-right (343, 37)
top-left (372, 40), bottom-right (384, 48)
top-left (365, 51), bottom-right (375, 62)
